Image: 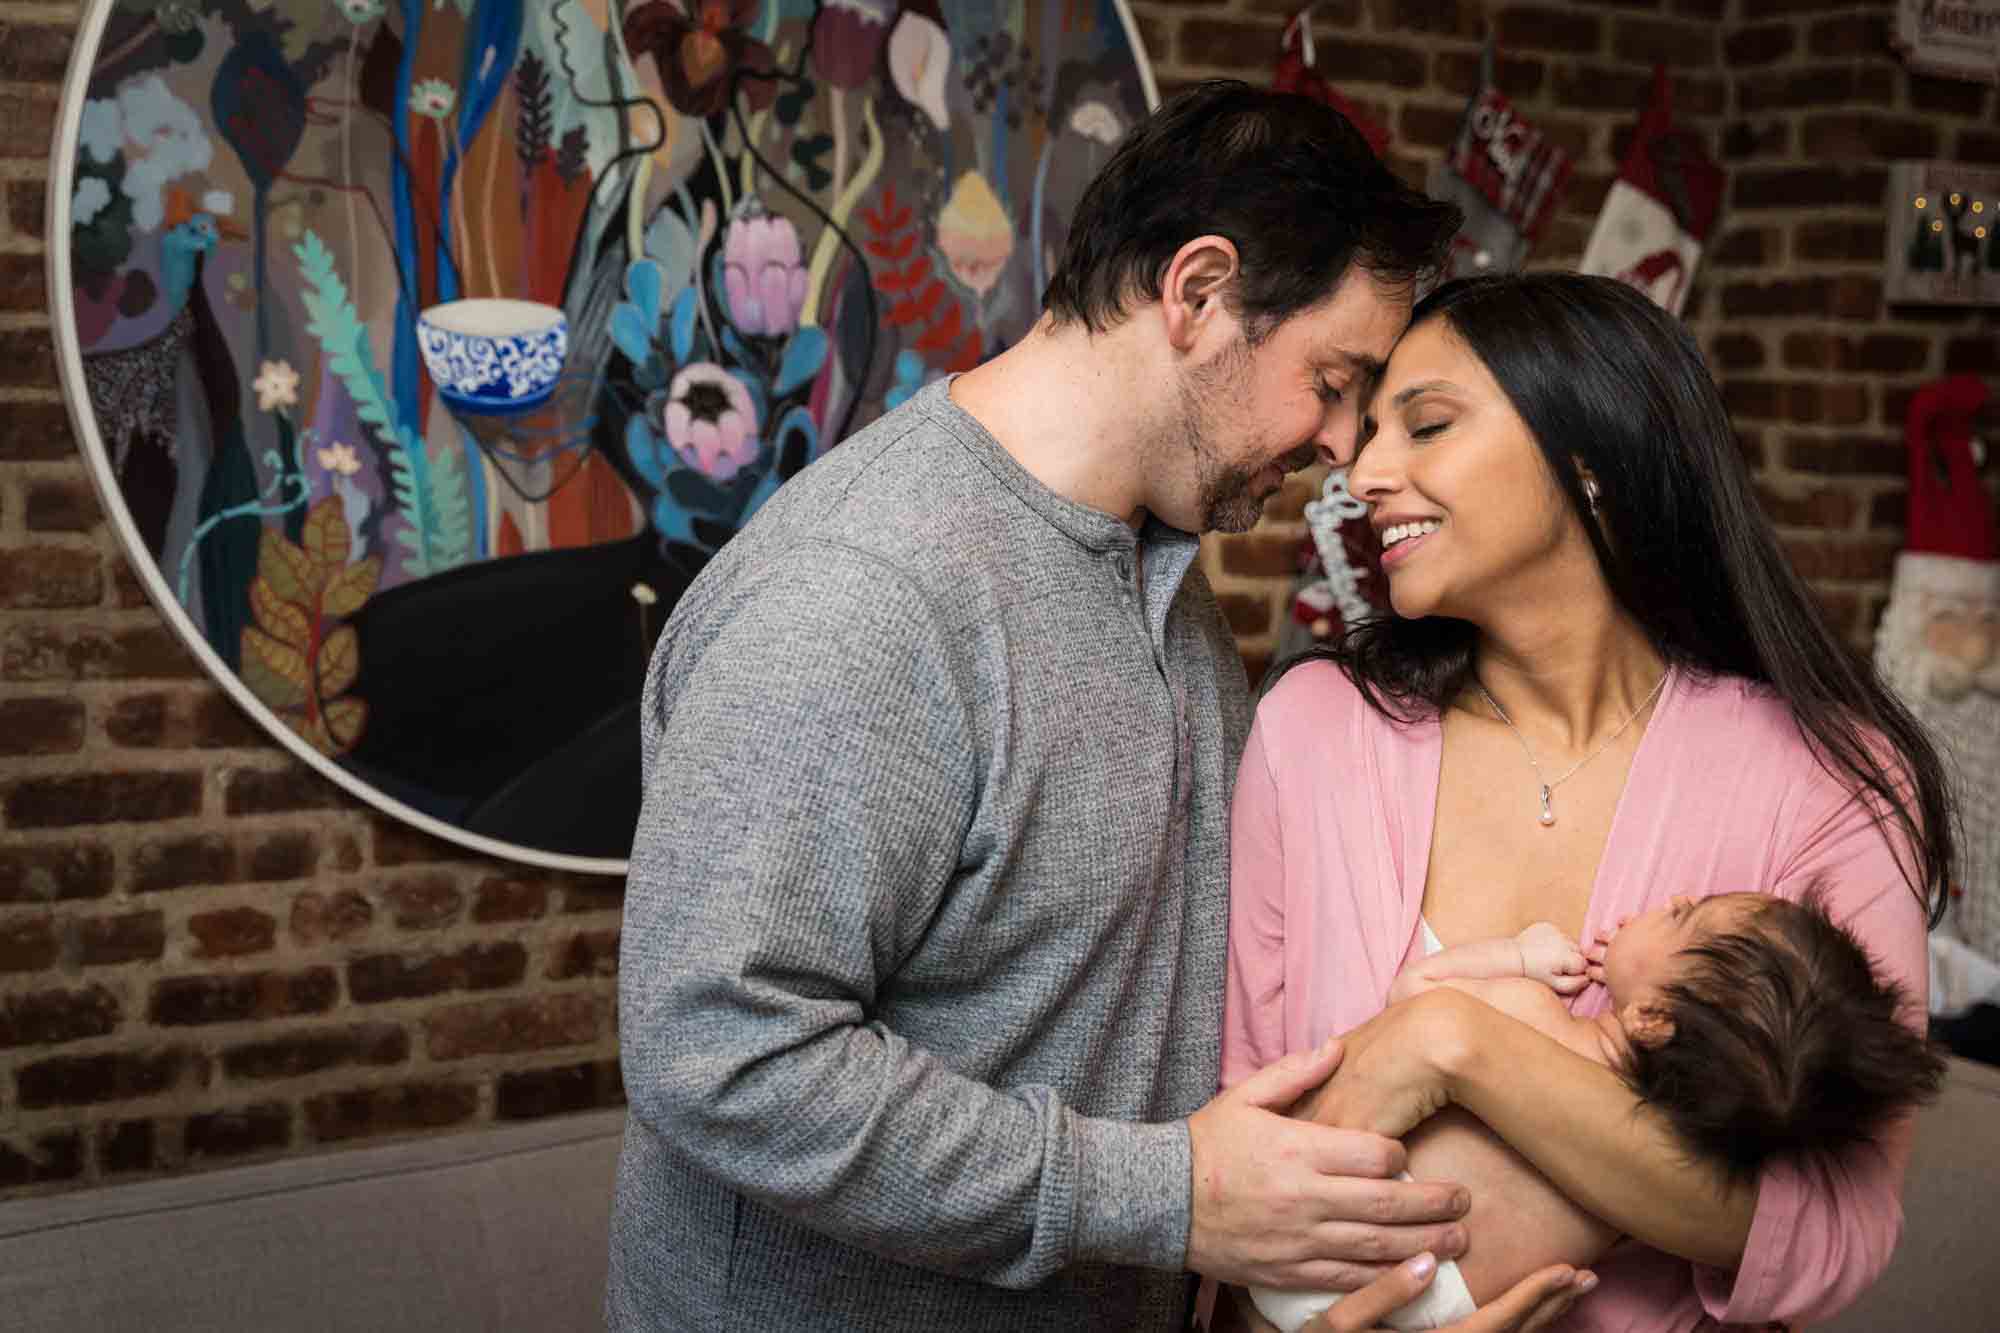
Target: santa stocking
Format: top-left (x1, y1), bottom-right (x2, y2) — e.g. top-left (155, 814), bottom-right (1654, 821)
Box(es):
top-left (1274, 10), bottom-right (1392, 158)
top-left (1580, 67), bottom-right (1724, 316)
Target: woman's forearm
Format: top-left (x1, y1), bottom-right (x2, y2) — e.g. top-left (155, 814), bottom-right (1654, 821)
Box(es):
top-left (1440, 996), bottom-right (1756, 1269)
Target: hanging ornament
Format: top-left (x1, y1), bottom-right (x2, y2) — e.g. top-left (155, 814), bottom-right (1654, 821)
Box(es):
top-left (1426, 43), bottom-right (1570, 282)
top-left (1274, 9), bottom-right (1392, 158)
top-left (1276, 469), bottom-right (1389, 662)
top-left (1579, 66), bottom-right (1724, 316)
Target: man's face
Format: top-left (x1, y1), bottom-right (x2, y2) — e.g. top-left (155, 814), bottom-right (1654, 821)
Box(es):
top-left (1164, 267), bottom-right (1411, 535)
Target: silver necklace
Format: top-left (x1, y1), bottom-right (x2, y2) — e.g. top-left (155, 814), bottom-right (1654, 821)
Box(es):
top-left (1474, 671), bottom-right (1668, 827)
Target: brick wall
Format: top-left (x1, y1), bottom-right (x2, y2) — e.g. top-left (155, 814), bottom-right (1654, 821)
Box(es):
top-left (1, 1), bottom-right (1996, 1200)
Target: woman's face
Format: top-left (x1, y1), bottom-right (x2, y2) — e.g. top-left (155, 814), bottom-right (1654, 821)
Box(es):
top-left (1347, 318), bottom-right (1593, 623)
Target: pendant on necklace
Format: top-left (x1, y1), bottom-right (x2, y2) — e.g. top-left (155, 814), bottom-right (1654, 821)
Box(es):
top-left (1538, 785), bottom-right (1556, 827)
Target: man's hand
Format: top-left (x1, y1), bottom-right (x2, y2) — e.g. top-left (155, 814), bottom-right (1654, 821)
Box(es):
top-left (1187, 1038), bottom-right (1471, 1292)
top-left (1294, 1257), bottom-right (1596, 1333)
top-left (1514, 924), bottom-right (1589, 996)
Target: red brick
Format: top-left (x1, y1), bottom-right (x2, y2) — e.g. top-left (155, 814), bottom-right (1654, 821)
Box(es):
top-left (148, 968), bottom-right (338, 1027)
top-left (1734, 167), bottom-right (1889, 211)
top-left (304, 1080), bottom-right (479, 1143)
top-left (1398, 102), bottom-right (1463, 151)
top-left (1613, 17), bottom-right (1716, 68)
top-left (1169, 17), bottom-right (1289, 73)
top-left (424, 993), bottom-right (598, 1061)
top-left (1433, 50), bottom-right (1545, 98)
top-left (188, 906), bottom-right (278, 959)
top-left (0, 1132), bottom-right (83, 1187)
top-left (14, 1048), bottom-right (199, 1108)
top-left (1793, 220), bottom-right (1886, 263)
top-left (1284, 34), bottom-right (1427, 88)
top-left (1724, 23), bottom-right (1796, 67)
top-left (495, 1060), bottom-right (625, 1121)
top-left (0, 401), bottom-right (74, 462)
top-left (1237, 650), bottom-right (1269, 692)
top-left (1780, 538), bottom-right (1898, 582)
top-left (1959, 130), bottom-right (2000, 166)
top-left (1708, 332), bottom-right (1765, 371)
top-left (0, 842), bottom-right (113, 904)
top-left (222, 1024), bottom-right (408, 1081)
top-left (1721, 119), bottom-right (1789, 161)
top-left (1495, 7), bottom-right (1600, 54)
top-left (1786, 435), bottom-right (1905, 477)
top-left (1709, 227), bottom-right (1781, 268)
top-left (559, 876), bottom-right (625, 915)
top-left (1217, 532), bottom-right (1300, 579)
top-left (1756, 484), bottom-right (1860, 530)
top-left (22, 479), bottom-right (101, 533)
top-left (1870, 489), bottom-right (1909, 532)
top-left (132, 833), bottom-right (236, 894)
top-left (0, 328), bottom-right (55, 389)
top-left (104, 689), bottom-right (266, 750)
top-left (1807, 13), bottom-right (1889, 59)
top-left (371, 818), bottom-right (462, 867)
top-left (1737, 65), bottom-right (1894, 113)
top-left (472, 876), bottom-right (549, 924)
top-left (1909, 73), bottom-right (1987, 117)
top-left (547, 928), bottom-right (620, 981)
top-left (2, 624), bottom-right (200, 681)
top-left (77, 910), bottom-right (166, 967)
top-left (184, 1103), bottom-right (290, 1159)
top-left (1945, 337), bottom-right (2000, 374)
top-left (384, 873), bottom-right (463, 930)
top-left (223, 765), bottom-right (351, 816)
top-left (0, 695), bottom-right (84, 755)
top-left (248, 829), bottom-right (320, 881)
top-left (0, 914), bottom-right (57, 972)
top-left (0, 546), bottom-right (102, 609)
top-left (1800, 114), bottom-right (1940, 162)
top-left (289, 889), bottom-right (374, 944)
top-left (6, 179), bottom-right (46, 241)
top-left (347, 942), bottom-right (527, 1003)
top-left (5, 770), bottom-right (203, 828)
top-left (0, 985), bottom-right (120, 1048)
top-left (1217, 591), bottom-right (1273, 637)
top-left (97, 1120), bottom-right (155, 1174)
top-left (0, 22), bottom-right (74, 83)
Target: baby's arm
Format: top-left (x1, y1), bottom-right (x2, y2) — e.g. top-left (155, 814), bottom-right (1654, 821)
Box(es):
top-left (1388, 923), bottom-right (1590, 1005)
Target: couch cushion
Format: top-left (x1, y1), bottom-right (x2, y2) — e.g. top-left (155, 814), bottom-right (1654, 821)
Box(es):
top-left (0, 1108), bottom-right (625, 1333)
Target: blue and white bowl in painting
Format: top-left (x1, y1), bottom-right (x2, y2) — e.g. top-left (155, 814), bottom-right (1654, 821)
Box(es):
top-left (417, 299), bottom-right (569, 414)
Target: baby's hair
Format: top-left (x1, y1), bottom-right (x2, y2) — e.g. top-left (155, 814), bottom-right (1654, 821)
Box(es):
top-left (1619, 886), bottom-right (1946, 1184)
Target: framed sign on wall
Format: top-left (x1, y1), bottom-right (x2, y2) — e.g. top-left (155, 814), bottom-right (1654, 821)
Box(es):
top-left (1886, 160), bottom-right (2000, 305)
top-left (51, 0), bottom-right (1159, 870)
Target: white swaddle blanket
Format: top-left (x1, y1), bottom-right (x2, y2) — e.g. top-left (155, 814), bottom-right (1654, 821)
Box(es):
top-left (1247, 920), bottom-right (1480, 1332)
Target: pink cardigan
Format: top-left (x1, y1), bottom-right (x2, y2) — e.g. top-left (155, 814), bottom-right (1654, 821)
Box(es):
top-left (1223, 661), bottom-right (1929, 1331)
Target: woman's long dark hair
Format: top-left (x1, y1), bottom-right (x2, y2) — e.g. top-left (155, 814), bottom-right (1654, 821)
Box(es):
top-left (1281, 273), bottom-right (1954, 924)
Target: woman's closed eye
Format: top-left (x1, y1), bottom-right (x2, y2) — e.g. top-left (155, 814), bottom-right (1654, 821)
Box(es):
top-left (1408, 416), bottom-right (1451, 440)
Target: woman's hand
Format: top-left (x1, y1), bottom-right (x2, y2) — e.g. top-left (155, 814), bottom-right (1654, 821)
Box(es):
top-left (1224, 1256), bottom-right (1595, 1333)
top-left (1292, 990), bottom-right (1477, 1139)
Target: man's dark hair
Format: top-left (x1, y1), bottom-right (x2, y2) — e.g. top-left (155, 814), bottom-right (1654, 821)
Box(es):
top-left (1041, 79), bottom-right (1460, 340)
top-left (1621, 889), bottom-right (1947, 1184)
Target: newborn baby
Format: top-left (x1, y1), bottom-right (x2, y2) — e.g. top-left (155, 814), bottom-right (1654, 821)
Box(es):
top-left (1247, 890), bottom-right (1944, 1332)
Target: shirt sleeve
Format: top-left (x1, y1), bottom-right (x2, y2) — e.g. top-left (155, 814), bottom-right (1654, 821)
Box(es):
top-left (619, 541), bottom-right (1190, 1288)
top-left (1222, 712), bottom-right (1288, 1091)
top-left (1695, 763), bottom-right (1932, 1325)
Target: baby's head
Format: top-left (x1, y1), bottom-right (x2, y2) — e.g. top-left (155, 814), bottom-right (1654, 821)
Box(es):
top-left (1599, 889), bottom-right (1945, 1182)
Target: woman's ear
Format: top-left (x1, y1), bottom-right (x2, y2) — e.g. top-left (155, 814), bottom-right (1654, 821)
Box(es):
top-left (1159, 235), bottom-right (1241, 352)
top-left (1619, 1000), bottom-right (1676, 1048)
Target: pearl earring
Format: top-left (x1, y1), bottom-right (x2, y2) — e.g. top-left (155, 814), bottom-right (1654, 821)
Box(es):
top-left (1583, 477), bottom-right (1602, 513)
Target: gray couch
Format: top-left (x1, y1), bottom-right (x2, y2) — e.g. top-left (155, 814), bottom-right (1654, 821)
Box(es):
top-left (0, 1059), bottom-right (1990, 1331)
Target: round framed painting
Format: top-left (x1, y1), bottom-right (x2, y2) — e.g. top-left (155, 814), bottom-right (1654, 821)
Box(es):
top-left (50, 0), bottom-right (1159, 871)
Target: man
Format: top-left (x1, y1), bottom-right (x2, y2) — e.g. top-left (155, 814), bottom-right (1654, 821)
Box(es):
top-left (608, 81), bottom-right (1576, 1332)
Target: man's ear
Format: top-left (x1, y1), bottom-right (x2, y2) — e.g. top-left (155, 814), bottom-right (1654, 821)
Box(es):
top-left (1159, 234), bottom-right (1240, 352)
top-left (1620, 1000), bottom-right (1676, 1049)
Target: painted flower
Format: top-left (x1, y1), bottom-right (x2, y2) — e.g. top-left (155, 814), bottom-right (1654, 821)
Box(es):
top-left (813, 0), bottom-right (895, 91)
top-left (409, 79), bottom-right (457, 120)
top-left (935, 171), bottom-right (1013, 297)
top-left (1069, 100), bottom-right (1123, 147)
top-left (253, 359), bottom-right (300, 412)
top-left (662, 363), bottom-right (760, 480)
top-left (722, 200), bottom-right (808, 338)
top-left (623, 0), bottom-right (776, 119)
top-left (317, 441), bottom-right (362, 476)
top-left (887, 10), bottom-right (951, 130)
top-left (336, 0), bottom-right (385, 21)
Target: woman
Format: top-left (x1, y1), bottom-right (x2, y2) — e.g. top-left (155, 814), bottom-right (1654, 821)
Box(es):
top-left (1221, 273), bottom-right (1953, 1331)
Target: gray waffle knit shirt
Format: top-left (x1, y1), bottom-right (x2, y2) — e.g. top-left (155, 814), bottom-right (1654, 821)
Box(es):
top-left (607, 379), bottom-right (1251, 1330)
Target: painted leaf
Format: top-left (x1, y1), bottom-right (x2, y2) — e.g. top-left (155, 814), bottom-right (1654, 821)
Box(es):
top-left (302, 496), bottom-right (351, 573)
top-left (240, 635), bottom-right (308, 709)
top-left (243, 625), bottom-right (310, 690)
top-left (668, 287), bottom-right (698, 366)
top-left (323, 697), bottom-right (368, 750)
top-left (257, 527), bottom-right (315, 605)
top-left (316, 624), bottom-right (360, 698)
top-left (773, 327), bottom-right (829, 397)
top-left (916, 302), bottom-right (962, 352)
top-left (610, 302), bottom-right (653, 368)
top-left (321, 556), bottom-right (382, 619)
top-left (248, 575), bottom-right (311, 650)
top-left (283, 709), bottom-right (334, 756)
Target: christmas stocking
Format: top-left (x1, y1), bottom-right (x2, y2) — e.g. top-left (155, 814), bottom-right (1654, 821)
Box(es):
top-left (1429, 45), bottom-right (1572, 280)
top-left (1875, 375), bottom-right (2000, 973)
top-left (1274, 9), bottom-right (1392, 158)
top-left (1580, 66), bottom-right (1724, 316)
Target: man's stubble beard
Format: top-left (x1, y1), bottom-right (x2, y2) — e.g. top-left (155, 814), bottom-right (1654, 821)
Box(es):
top-left (1177, 339), bottom-right (1311, 535)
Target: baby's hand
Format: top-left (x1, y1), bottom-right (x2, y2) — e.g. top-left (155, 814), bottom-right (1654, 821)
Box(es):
top-left (1516, 923), bottom-right (1589, 994)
